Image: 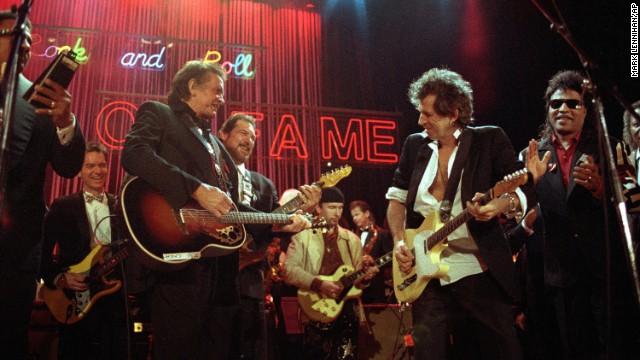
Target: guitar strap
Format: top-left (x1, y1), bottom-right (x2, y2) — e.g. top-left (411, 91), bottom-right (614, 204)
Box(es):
top-left (440, 128), bottom-right (472, 222)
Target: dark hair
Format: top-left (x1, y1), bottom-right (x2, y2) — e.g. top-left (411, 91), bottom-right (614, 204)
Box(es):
top-left (219, 113), bottom-right (257, 136)
top-left (0, 9), bottom-right (32, 30)
top-left (167, 60), bottom-right (227, 105)
top-left (86, 141), bottom-right (108, 157)
top-left (623, 100), bottom-right (640, 151)
top-left (349, 200), bottom-right (376, 224)
top-left (539, 70), bottom-right (594, 143)
top-left (407, 68), bottom-right (474, 127)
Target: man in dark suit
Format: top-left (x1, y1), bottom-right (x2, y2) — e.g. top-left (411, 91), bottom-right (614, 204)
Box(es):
top-left (349, 200), bottom-right (394, 304)
top-left (0, 10), bottom-right (85, 359)
top-left (388, 68), bottom-right (535, 360)
top-left (121, 60), bottom-right (309, 360)
top-left (40, 142), bottom-right (128, 359)
top-left (525, 70), bottom-right (640, 360)
top-left (216, 113), bottom-right (320, 359)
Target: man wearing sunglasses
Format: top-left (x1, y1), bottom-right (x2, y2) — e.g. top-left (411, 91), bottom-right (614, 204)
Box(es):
top-left (524, 70), bottom-right (640, 359)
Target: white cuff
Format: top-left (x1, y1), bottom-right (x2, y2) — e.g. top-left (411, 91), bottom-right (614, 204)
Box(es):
top-left (56, 114), bottom-right (76, 146)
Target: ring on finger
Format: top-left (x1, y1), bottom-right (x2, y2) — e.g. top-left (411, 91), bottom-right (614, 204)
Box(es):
top-left (588, 176), bottom-right (592, 181)
top-left (50, 100), bottom-right (56, 109)
top-left (48, 109), bottom-right (53, 116)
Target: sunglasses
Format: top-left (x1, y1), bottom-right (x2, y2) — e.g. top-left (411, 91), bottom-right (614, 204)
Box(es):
top-left (549, 99), bottom-right (583, 110)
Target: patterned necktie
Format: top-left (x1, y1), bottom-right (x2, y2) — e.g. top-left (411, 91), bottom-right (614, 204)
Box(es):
top-left (85, 194), bottom-right (105, 203)
top-left (241, 170), bottom-right (253, 205)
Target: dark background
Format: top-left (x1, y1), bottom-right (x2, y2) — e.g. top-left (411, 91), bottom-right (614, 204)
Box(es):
top-left (316, 0), bottom-right (639, 228)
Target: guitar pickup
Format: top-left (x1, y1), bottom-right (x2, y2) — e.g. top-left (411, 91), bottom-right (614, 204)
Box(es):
top-left (397, 274), bottom-right (417, 290)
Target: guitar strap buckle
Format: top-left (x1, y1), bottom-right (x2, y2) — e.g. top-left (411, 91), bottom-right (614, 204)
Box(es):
top-left (439, 200), bottom-right (451, 223)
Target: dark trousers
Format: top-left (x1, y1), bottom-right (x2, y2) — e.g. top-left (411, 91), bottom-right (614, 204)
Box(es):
top-left (411, 272), bottom-right (522, 360)
top-left (149, 263), bottom-right (220, 360)
top-left (210, 296), bottom-right (265, 360)
top-left (57, 290), bottom-right (129, 360)
top-left (0, 268), bottom-right (37, 360)
top-left (303, 299), bottom-right (360, 360)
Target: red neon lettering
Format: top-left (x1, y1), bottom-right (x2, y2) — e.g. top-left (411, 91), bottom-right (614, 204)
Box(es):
top-left (269, 114), bottom-right (308, 159)
top-left (95, 101), bottom-right (138, 150)
top-left (366, 119), bottom-right (398, 164)
top-left (320, 117), bottom-right (365, 161)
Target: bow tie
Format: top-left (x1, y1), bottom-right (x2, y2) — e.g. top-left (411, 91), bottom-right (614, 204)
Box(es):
top-left (85, 194), bottom-right (105, 204)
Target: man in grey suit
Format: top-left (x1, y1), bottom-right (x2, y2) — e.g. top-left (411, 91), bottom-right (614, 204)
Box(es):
top-left (0, 9), bottom-right (85, 359)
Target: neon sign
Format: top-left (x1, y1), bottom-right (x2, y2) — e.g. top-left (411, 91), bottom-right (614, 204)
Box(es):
top-left (96, 102), bottom-right (398, 163)
top-left (121, 46), bottom-right (166, 70)
top-left (95, 101), bottom-right (137, 150)
top-left (204, 50), bottom-right (255, 79)
top-left (32, 35), bottom-right (90, 64)
top-left (321, 117), bottom-right (398, 164)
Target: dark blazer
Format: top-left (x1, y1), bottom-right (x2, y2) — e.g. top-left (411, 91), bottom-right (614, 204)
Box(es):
top-left (238, 169), bottom-right (280, 300)
top-left (359, 225), bottom-right (394, 304)
top-left (40, 191), bottom-right (117, 288)
top-left (528, 135), bottom-right (608, 287)
top-left (391, 126), bottom-right (536, 302)
top-left (121, 100), bottom-right (272, 303)
top-left (0, 74), bottom-right (85, 272)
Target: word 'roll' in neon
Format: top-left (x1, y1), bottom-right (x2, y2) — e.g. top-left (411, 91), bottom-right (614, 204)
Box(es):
top-left (204, 50), bottom-right (255, 78)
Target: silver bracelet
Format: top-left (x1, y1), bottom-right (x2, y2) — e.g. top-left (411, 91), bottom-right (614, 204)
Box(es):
top-left (499, 193), bottom-right (518, 219)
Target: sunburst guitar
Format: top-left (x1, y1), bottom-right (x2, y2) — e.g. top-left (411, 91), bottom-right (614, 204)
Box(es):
top-left (120, 176), bottom-right (322, 272)
top-left (392, 170), bottom-right (528, 303)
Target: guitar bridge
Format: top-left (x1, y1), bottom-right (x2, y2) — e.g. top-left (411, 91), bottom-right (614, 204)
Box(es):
top-left (397, 274), bottom-right (417, 290)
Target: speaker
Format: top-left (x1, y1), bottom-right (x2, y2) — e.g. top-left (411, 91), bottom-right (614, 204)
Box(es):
top-left (359, 304), bottom-right (414, 360)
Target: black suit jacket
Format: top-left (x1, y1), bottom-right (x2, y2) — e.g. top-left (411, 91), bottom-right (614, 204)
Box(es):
top-left (121, 100), bottom-right (272, 303)
top-left (391, 126), bottom-right (536, 302)
top-left (40, 191), bottom-right (117, 288)
top-left (527, 135), bottom-right (609, 287)
top-left (238, 169), bottom-right (280, 299)
top-left (0, 74), bottom-right (85, 272)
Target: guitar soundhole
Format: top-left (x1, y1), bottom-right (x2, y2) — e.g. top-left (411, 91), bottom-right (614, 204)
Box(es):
top-left (213, 225), bottom-right (244, 245)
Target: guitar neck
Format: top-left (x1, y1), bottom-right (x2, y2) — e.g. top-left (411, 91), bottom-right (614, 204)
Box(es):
top-left (341, 251), bottom-right (394, 287)
top-left (272, 180), bottom-right (325, 215)
top-left (273, 196), bottom-right (305, 215)
top-left (219, 211), bottom-right (293, 225)
top-left (92, 246), bottom-right (129, 278)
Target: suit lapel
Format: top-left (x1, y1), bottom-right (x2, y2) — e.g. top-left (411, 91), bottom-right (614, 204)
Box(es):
top-left (406, 139), bottom-right (433, 208)
top-left (73, 192), bottom-right (93, 250)
top-left (9, 76), bottom-right (37, 168)
top-left (539, 142), bottom-right (568, 198)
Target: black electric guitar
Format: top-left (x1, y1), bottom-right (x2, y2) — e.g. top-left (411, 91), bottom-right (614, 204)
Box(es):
top-left (40, 243), bottom-right (129, 324)
top-left (298, 251), bottom-right (394, 323)
top-left (120, 176), bottom-right (321, 271)
top-left (239, 165), bottom-right (352, 271)
top-left (392, 170), bottom-right (529, 303)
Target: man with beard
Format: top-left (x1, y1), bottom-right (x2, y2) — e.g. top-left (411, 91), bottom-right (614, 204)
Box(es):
top-left (215, 112), bottom-right (321, 359)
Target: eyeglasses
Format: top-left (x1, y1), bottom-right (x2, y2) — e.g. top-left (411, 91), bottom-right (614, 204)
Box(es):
top-left (549, 99), bottom-right (583, 110)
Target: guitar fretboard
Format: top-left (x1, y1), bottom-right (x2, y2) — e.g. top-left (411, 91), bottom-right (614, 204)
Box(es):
top-left (341, 251), bottom-right (394, 287)
top-left (410, 190), bottom-right (493, 256)
top-left (92, 247), bottom-right (129, 278)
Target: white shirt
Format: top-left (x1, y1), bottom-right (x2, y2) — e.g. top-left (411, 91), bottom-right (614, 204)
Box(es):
top-left (84, 192), bottom-right (111, 247)
top-left (386, 129), bottom-right (527, 285)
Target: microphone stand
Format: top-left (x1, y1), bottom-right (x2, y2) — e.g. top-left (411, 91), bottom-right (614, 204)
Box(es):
top-left (0, 0), bottom-right (34, 218)
top-left (531, 0), bottom-right (640, 356)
